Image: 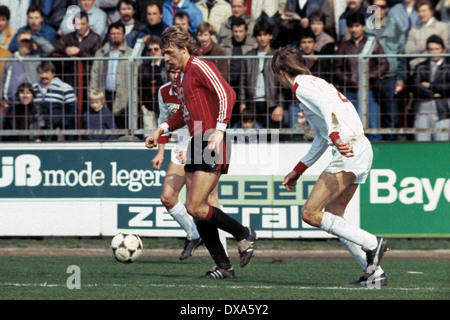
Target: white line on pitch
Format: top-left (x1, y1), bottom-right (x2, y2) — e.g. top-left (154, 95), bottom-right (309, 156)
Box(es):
top-left (0, 282), bottom-right (445, 292)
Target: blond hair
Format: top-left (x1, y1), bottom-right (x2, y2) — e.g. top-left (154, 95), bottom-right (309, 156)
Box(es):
top-left (161, 25), bottom-right (198, 55)
top-left (271, 46), bottom-right (311, 78)
top-left (89, 89), bottom-right (105, 104)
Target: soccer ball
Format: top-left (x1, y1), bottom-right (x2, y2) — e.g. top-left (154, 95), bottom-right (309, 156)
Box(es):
top-left (110, 233), bottom-right (143, 263)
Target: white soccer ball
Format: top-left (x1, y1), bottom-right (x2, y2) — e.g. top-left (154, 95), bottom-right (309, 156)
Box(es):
top-left (110, 233), bottom-right (143, 263)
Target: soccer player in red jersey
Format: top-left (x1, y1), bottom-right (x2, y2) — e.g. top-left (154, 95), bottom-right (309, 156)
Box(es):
top-left (152, 65), bottom-right (229, 261)
top-left (146, 26), bottom-right (256, 279)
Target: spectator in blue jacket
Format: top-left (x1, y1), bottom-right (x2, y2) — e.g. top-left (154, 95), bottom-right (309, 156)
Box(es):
top-left (31, 0), bottom-right (68, 32)
top-left (387, 0), bottom-right (420, 36)
top-left (162, 0), bottom-right (204, 35)
top-left (8, 4), bottom-right (57, 54)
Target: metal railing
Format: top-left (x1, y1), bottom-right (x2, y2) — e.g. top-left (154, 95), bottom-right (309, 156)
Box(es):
top-left (0, 49), bottom-right (449, 142)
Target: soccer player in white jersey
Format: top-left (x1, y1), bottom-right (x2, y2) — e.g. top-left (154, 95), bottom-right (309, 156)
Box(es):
top-left (152, 65), bottom-right (228, 260)
top-left (271, 46), bottom-right (389, 286)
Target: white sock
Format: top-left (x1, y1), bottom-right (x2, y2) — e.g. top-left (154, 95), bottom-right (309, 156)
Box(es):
top-left (339, 238), bottom-right (384, 276)
top-left (339, 238), bottom-right (367, 271)
top-left (218, 229), bottom-right (228, 256)
top-left (169, 201), bottom-right (200, 240)
top-left (320, 212), bottom-right (378, 251)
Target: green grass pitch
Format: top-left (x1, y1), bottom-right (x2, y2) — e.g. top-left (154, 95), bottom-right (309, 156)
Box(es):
top-left (0, 255), bottom-right (448, 301)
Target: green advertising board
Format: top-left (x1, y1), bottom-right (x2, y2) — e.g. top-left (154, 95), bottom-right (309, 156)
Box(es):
top-left (0, 148), bottom-right (167, 199)
top-left (360, 142), bottom-right (450, 237)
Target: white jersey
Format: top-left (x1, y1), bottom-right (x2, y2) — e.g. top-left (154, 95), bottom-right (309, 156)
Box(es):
top-left (158, 82), bottom-right (190, 152)
top-left (292, 75), bottom-right (366, 168)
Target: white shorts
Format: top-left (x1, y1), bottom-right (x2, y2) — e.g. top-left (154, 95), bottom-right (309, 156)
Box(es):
top-left (324, 135), bottom-right (373, 184)
top-left (170, 140), bottom-right (188, 166)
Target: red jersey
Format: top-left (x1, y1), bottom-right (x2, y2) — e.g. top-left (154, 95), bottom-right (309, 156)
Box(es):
top-left (164, 55), bottom-right (235, 135)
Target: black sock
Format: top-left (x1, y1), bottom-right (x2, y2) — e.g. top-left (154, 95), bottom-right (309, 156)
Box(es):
top-left (196, 221), bottom-right (231, 270)
top-left (207, 206), bottom-right (248, 241)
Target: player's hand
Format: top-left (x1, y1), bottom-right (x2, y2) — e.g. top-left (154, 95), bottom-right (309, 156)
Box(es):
top-left (207, 130), bottom-right (224, 153)
top-left (334, 138), bottom-right (354, 157)
top-left (282, 170), bottom-right (300, 192)
top-left (175, 150), bottom-right (187, 164)
top-left (152, 153), bottom-right (164, 169)
top-left (145, 128), bottom-right (164, 149)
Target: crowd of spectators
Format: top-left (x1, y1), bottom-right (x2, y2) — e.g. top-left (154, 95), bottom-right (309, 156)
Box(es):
top-left (0, 0), bottom-right (448, 142)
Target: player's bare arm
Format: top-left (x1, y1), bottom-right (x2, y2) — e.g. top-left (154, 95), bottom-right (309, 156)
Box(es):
top-left (282, 170), bottom-right (301, 192)
top-left (152, 143), bottom-right (165, 169)
top-left (329, 132), bottom-right (354, 158)
top-left (145, 127), bottom-right (164, 149)
top-left (333, 138), bottom-right (354, 157)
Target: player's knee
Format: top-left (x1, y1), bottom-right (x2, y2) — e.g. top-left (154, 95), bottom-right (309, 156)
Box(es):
top-left (160, 194), bottom-right (176, 209)
top-left (185, 201), bottom-right (202, 219)
top-left (301, 207), bottom-right (320, 227)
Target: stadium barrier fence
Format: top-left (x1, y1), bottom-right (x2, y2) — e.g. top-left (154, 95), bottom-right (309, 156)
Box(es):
top-left (0, 51), bottom-right (449, 142)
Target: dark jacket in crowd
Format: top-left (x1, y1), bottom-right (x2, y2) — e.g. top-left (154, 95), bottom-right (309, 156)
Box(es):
top-left (239, 47), bottom-right (283, 108)
top-left (83, 106), bottom-right (117, 141)
top-left (197, 41), bottom-right (229, 81)
top-left (334, 36), bottom-right (390, 91)
top-left (3, 102), bottom-right (50, 141)
top-left (305, 50), bottom-right (333, 83)
top-left (136, 21), bottom-right (169, 43)
top-left (53, 29), bottom-right (103, 58)
top-left (412, 56), bottom-right (450, 119)
top-left (138, 59), bottom-right (166, 113)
